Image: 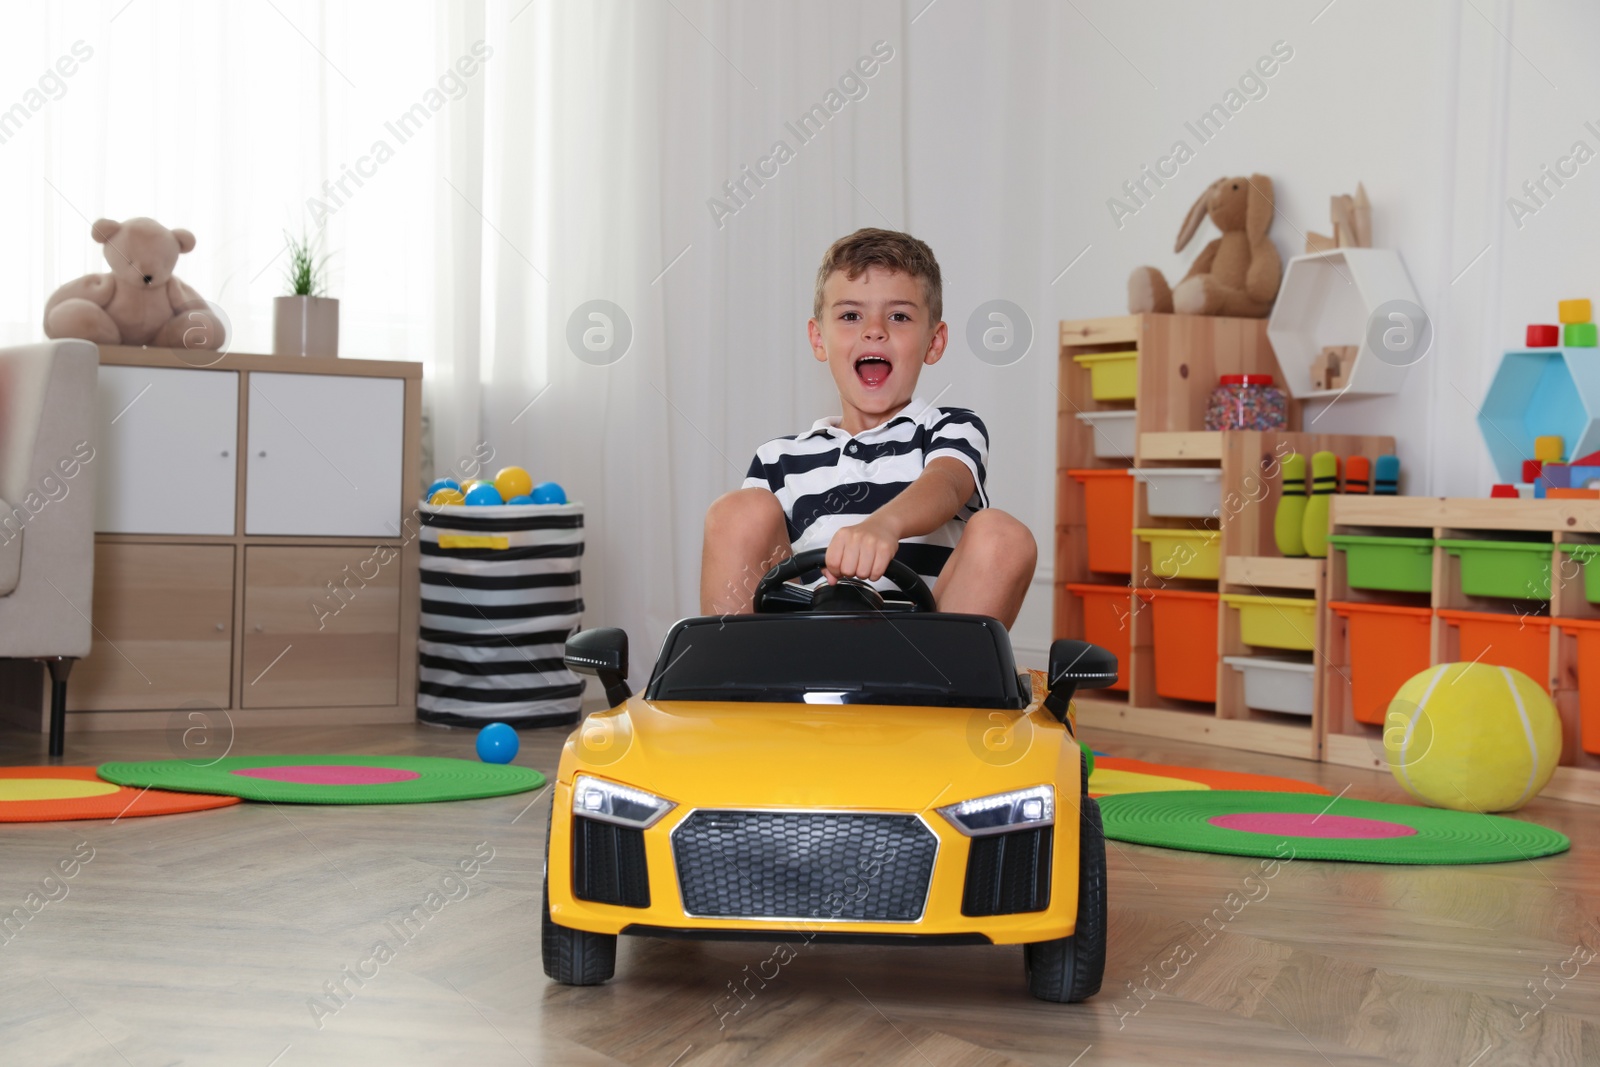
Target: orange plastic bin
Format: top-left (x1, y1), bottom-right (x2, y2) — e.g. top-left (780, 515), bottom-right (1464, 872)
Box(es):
top-left (1067, 469), bottom-right (1133, 575)
top-left (1435, 609), bottom-right (1551, 690)
top-left (1065, 583), bottom-right (1133, 692)
top-left (1555, 618), bottom-right (1600, 754)
top-left (1329, 602), bottom-right (1433, 726)
top-left (1139, 587), bottom-right (1218, 702)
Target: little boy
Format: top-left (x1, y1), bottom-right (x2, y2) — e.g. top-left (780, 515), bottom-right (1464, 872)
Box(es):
top-left (700, 228), bottom-right (1036, 627)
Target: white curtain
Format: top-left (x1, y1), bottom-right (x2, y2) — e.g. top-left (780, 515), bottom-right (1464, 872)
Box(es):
top-left (2, 0), bottom-right (912, 673)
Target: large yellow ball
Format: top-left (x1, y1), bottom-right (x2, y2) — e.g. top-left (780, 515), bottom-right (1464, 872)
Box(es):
top-left (493, 466), bottom-right (533, 501)
top-left (1383, 662), bottom-right (1562, 812)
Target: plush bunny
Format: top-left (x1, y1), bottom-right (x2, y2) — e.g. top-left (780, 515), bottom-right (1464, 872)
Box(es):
top-left (43, 217), bottom-right (226, 349)
top-left (1127, 174), bottom-right (1281, 318)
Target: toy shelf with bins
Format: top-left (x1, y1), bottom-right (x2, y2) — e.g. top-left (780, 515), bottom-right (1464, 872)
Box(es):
top-left (1055, 313), bottom-right (1394, 761)
top-left (1323, 496), bottom-right (1600, 807)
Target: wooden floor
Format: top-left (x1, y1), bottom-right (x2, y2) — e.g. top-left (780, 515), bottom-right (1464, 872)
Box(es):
top-left (0, 719), bottom-right (1595, 1067)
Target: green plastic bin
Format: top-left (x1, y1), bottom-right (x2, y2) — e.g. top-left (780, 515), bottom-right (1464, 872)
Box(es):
top-left (1327, 534), bottom-right (1434, 593)
top-left (1559, 544), bottom-right (1600, 604)
top-left (1439, 539), bottom-right (1552, 600)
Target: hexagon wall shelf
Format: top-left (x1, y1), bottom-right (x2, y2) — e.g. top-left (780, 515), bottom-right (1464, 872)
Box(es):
top-left (1476, 349), bottom-right (1600, 482)
top-left (1266, 249), bottom-right (1423, 400)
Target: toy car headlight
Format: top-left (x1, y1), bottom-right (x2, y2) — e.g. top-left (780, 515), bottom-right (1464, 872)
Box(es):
top-left (572, 775), bottom-right (675, 829)
top-left (936, 785), bottom-right (1054, 837)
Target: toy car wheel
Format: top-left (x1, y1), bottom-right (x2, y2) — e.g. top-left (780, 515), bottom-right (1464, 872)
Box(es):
top-left (1022, 793), bottom-right (1106, 1003)
top-left (541, 812), bottom-right (617, 985)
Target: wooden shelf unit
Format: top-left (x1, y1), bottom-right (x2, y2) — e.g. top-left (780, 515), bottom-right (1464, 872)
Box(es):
top-left (1057, 314), bottom-right (1393, 762)
top-left (56, 345), bottom-right (424, 734)
top-left (1324, 496), bottom-right (1600, 806)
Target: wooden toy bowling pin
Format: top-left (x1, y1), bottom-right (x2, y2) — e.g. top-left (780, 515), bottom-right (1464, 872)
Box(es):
top-left (1373, 454), bottom-right (1400, 495)
top-left (1302, 451), bottom-right (1339, 557)
top-left (1344, 455), bottom-right (1371, 494)
top-left (1274, 452), bottom-right (1308, 557)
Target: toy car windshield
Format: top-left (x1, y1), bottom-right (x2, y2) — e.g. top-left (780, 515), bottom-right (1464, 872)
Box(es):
top-left (642, 613), bottom-right (1027, 709)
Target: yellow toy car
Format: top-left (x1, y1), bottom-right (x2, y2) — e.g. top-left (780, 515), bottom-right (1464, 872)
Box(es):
top-left (543, 548), bottom-right (1117, 1002)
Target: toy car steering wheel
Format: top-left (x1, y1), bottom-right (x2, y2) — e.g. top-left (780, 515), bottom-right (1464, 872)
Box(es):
top-left (752, 547), bottom-right (938, 614)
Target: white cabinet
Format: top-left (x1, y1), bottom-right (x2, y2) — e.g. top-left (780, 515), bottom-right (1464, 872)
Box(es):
top-left (96, 365), bottom-right (238, 535)
top-left (245, 372), bottom-right (405, 536)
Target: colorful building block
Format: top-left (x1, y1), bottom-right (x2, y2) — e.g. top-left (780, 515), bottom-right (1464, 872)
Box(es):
top-left (1523, 459), bottom-right (1545, 482)
top-left (1571, 465), bottom-right (1600, 488)
top-left (1490, 483), bottom-right (1520, 498)
top-left (1541, 464), bottom-right (1572, 489)
top-left (1559, 299), bottom-right (1592, 324)
top-left (1566, 322), bottom-right (1598, 347)
top-left (1535, 435), bottom-right (1565, 462)
top-left (1549, 488), bottom-right (1600, 499)
top-left (1527, 324), bottom-right (1561, 347)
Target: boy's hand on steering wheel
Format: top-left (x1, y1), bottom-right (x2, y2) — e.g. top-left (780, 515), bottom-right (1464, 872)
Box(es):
top-left (824, 515), bottom-right (902, 584)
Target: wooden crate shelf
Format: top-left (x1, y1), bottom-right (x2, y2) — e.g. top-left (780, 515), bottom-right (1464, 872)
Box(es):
top-left (1323, 495), bottom-right (1600, 806)
top-left (1056, 313), bottom-right (1394, 764)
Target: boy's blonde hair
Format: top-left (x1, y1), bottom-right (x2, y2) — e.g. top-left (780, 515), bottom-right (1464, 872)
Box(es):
top-left (812, 228), bottom-right (942, 323)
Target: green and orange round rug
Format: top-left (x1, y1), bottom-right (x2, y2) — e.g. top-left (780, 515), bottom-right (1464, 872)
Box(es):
top-left (97, 755), bottom-right (545, 805)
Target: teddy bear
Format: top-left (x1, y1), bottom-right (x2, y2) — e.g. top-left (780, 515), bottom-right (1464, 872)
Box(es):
top-left (1127, 174), bottom-right (1281, 318)
top-left (43, 217), bottom-right (226, 349)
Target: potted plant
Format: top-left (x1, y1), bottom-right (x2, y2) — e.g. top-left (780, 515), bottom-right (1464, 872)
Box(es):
top-left (273, 230), bottom-right (338, 357)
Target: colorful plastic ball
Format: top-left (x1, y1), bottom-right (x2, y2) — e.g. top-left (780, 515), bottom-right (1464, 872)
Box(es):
top-left (426, 477), bottom-right (461, 498)
top-left (1384, 662), bottom-right (1562, 812)
top-left (475, 722), bottom-right (519, 764)
top-left (429, 487), bottom-right (466, 506)
top-left (493, 466), bottom-right (533, 501)
top-left (464, 483), bottom-right (504, 506)
top-left (506, 494), bottom-right (535, 505)
top-left (531, 481), bottom-right (567, 505)
top-left (461, 479), bottom-right (489, 495)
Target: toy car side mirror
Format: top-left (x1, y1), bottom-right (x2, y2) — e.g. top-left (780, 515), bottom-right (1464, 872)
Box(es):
top-left (1042, 639), bottom-right (1119, 723)
top-left (565, 627), bottom-right (631, 708)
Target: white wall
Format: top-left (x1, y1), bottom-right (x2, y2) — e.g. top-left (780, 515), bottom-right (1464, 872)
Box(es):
top-left (896, 0), bottom-right (1592, 664)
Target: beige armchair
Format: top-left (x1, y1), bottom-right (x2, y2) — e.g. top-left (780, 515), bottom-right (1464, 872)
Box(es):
top-left (0, 340), bottom-right (98, 757)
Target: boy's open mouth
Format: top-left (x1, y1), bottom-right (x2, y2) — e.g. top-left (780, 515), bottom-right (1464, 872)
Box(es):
top-left (854, 355), bottom-right (891, 388)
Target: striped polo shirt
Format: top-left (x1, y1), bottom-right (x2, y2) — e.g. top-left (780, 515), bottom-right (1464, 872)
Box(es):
top-left (742, 398), bottom-right (990, 590)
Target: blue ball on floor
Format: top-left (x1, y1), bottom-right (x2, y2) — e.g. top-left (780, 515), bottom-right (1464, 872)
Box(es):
top-left (531, 481), bottom-right (567, 505)
top-left (476, 722), bottom-right (519, 764)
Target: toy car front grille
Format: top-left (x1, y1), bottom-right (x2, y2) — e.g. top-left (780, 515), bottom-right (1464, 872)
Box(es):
top-left (961, 826), bottom-right (1052, 917)
top-left (671, 811), bottom-right (938, 921)
top-left (572, 816), bottom-right (651, 908)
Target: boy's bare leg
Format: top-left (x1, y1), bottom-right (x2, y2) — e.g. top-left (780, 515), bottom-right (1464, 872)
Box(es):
top-left (931, 509), bottom-right (1037, 628)
top-left (700, 488), bottom-right (793, 615)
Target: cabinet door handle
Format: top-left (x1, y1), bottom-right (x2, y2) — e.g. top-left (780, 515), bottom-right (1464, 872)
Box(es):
top-left (258, 450), bottom-right (267, 458)
top-left (254, 623), bottom-right (264, 633)
top-left (221, 450), bottom-right (230, 457)
top-left (215, 622), bottom-right (225, 632)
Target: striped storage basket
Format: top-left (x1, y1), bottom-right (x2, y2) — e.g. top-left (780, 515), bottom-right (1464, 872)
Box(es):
top-left (416, 500), bottom-right (586, 727)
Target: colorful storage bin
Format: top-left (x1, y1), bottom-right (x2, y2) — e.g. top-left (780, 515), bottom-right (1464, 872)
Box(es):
top-left (1134, 528), bottom-right (1221, 581)
top-left (1075, 410), bottom-right (1136, 460)
top-left (1223, 655), bottom-right (1315, 716)
top-left (1435, 609), bottom-right (1551, 690)
top-left (1555, 618), bottom-right (1600, 754)
top-left (1220, 593), bottom-right (1318, 651)
top-left (1139, 587), bottom-right (1218, 702)
top-left (1073, 350), bottom-right (1138, 401)
top-left (1329, 601), bottom-right (1433, 726)
top-left (1131, 467), bottom-right (1223, 519)
top-left (1327, 534), bottom-right (1434, 593)
top-left (1439, 539), bottom-right (1552, 600)
top-left (1065, 583), bottom-right (1133, 693)
top-left (1068, 469), bottom-right (1133, 574)
top-left (1558, 544), bottom-right (1600, 604)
